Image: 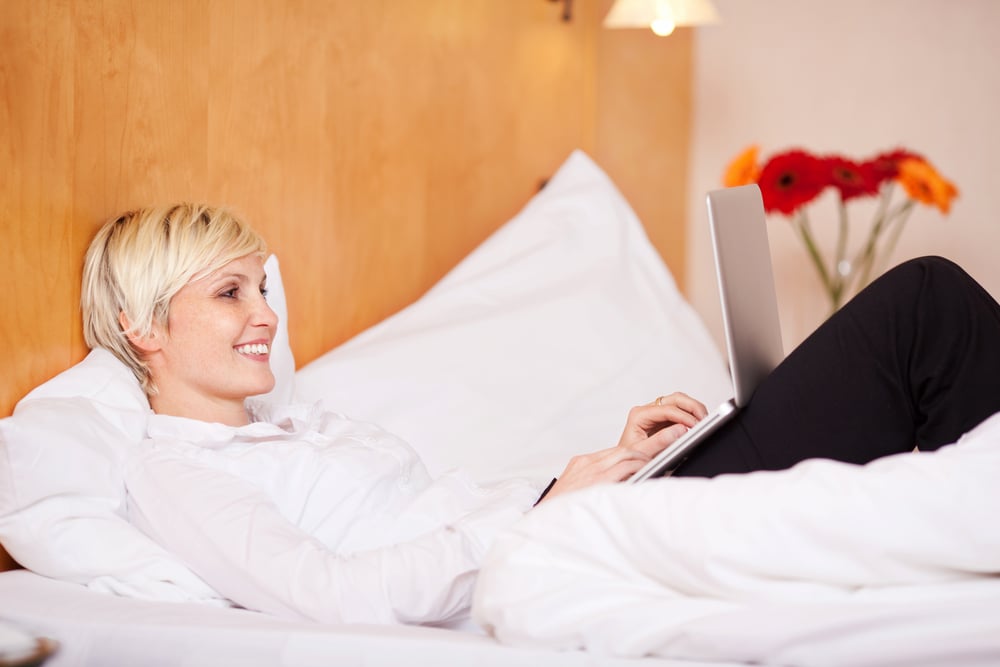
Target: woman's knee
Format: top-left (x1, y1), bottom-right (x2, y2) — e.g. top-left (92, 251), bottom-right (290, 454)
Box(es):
top-left (887, 256), bottom-right (999, 330)
top-left (841, 256), bottom-right (975, 326)
top-left (878, 255), bottom-right (975, 301)
top-left (887, 255), bottom-right (960, 281)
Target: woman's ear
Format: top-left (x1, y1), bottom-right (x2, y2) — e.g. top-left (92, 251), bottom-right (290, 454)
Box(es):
top-left (119, 311), bottom-right (162, 353)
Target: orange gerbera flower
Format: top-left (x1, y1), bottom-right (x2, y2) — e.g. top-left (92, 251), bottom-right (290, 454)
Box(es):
top-left (896, 158), bottom-right (960, 214)
top-left (722, 145), bottom-right (761, 187)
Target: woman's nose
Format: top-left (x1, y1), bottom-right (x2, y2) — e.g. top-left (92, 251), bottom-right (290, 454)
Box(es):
top-left (253, 293), bottom-right (279, 329)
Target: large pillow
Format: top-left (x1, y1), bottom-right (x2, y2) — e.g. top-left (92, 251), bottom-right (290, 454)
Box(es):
top-left (295, 150), bottom-right (731, 484)
top-left (0, 255), bottom-right (294, 597)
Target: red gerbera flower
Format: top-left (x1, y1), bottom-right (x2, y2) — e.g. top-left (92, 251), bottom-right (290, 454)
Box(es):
top-left (757, 150), bottom-right (827, 215)
top-left (823, 155), bottom-right (879, 201)
top-left (863, 149), bottom-right (925, 187)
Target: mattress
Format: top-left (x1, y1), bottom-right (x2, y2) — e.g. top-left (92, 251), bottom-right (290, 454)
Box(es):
top-left (0, 570), bottom-right (735, 667)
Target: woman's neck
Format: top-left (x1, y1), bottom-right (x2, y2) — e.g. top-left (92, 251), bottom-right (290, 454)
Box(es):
top-left (148, 392), bottom-right (251, 427)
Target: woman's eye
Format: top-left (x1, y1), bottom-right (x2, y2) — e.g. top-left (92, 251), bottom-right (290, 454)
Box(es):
top-left (220, 287), bottom-right (238, 299)
top-left (260, 287), bottom-right (269, 299)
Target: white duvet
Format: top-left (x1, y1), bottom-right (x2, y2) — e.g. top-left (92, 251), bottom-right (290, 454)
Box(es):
top-left (473, 412), bottom-right (1000, 666)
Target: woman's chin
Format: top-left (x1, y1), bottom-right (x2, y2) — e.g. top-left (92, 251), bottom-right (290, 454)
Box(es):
top-left (246, 371), bottom-right (276, 397)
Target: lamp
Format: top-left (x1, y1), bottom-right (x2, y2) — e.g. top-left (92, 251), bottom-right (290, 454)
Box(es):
top-left (603, 0), bottom-right (719, 36)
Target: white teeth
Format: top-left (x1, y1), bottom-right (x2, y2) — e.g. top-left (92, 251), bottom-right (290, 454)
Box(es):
top-left (236, 343), bottom-right (269, 356)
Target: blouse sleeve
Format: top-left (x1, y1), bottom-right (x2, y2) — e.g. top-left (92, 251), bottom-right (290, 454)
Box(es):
top-left (124, 444), bottom-right (530, 625)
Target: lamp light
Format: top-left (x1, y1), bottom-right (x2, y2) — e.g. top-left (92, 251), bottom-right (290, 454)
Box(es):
top-left (603, 0), bottom-right (719, 36)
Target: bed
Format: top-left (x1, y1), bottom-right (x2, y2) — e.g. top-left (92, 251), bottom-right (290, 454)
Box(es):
top-left (0, 152), bottom-right (736, 666)
top-left (3, 152), bottom-right (1000, 666)
top-left (0, 569), bottom-right (703, 667)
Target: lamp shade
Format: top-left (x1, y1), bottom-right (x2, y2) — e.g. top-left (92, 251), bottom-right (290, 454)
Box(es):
top-left (604, 0), bottom-right (720, 34)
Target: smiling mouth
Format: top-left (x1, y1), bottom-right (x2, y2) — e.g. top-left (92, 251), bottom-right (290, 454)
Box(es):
top-left (235, 343), bottom-right (270, 356)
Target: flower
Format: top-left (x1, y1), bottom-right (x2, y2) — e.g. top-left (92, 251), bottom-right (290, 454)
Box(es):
top-left (722, 145), bottom-right (761, 188)
top-left (755, 150), bottom-right (827, 215)
top-left (865, 148), bottom-right (924, 185)
top-left (823, 156), bottom-right (879, 202)
top-left (722, 145), bottom-right (959, 312)
top-left (896, 157), bottom-right (959, 214)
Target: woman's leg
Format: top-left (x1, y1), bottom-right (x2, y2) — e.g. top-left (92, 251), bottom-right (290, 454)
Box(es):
top-left (675, 256), bottom-right (1000, 478)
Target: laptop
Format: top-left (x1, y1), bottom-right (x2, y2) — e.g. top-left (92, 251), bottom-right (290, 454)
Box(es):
top-left (628, 184), bottom-right (784, 483)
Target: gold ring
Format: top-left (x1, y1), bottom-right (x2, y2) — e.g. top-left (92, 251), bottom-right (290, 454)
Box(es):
top-left (655, 395), bottom-right (664, 406)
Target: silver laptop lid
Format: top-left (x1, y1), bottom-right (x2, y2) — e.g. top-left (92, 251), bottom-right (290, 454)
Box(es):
top-left (707, 184), bottom-right (784, 406)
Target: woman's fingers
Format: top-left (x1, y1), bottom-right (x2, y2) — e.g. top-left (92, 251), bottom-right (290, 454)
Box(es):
top-left (650, 392), bottom-right (709, 420)
top-left (617, 392), bottom-right (707, 448)
top-left (540, 393), bottom-right (710, 504)
top-left (542, 446), bottom-right (653, 503)
top-left (566, 446), bottom-right (650, 476)
top-left (629, 422), bottom-right (689, 458)
top-left (542, 414), bottom-right (700, 502)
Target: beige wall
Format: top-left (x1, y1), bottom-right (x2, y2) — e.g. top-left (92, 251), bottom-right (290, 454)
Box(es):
top-left (686, 0), bottom-right (1000, 351)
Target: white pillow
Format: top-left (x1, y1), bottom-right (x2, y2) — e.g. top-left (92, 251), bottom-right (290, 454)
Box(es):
top-left (0, 254), bottom-right (294, 597)
top-left (255, 255), bottom-right (296, 405)
top-left (295, 150), bottom-right (731, 484)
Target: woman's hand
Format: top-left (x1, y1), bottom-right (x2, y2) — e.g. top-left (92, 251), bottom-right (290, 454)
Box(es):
top-left (617, 392), bottom-right (708, 456)
top-left (538, 392), bottom-right (707, 504)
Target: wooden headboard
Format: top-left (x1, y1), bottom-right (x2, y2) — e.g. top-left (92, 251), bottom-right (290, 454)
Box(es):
top-left (0, 0), bottom-right (693, 570)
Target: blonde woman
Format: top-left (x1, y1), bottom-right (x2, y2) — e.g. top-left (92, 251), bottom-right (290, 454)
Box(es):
top-left (83, 204), bottom-right (1000, 626)
top-left (82, 204), bottom-right (696, 625)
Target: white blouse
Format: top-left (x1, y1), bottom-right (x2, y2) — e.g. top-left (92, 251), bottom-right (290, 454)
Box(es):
top-left (124, 401), bottom-right (540, 625)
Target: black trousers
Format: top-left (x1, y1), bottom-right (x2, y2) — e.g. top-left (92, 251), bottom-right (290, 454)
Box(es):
top-left (675, 256), bottom-right (1000, 478)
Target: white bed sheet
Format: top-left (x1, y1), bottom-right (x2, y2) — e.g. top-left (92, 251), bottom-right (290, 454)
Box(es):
top-left (0, 570), bottom-right (739, 667)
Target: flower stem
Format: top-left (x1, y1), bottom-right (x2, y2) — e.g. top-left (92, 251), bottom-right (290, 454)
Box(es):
top-left (855, 194), bottom-right (916, 290)
top-left (850, 183), bottom-right (894, 294)
top-left (874, 199), bottom-right (917, 276)
top-left (795, 211), bottom-right (836, 308)
top-left (831, 196), bottom-right (850, 306)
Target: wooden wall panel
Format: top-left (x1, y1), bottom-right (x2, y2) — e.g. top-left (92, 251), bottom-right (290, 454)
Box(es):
top-left (595, 15), bottom-right (693, 284)
top-left (1, 0), bottom-right (77, 410)
top-left (1, 0), bottom-right (691, 444)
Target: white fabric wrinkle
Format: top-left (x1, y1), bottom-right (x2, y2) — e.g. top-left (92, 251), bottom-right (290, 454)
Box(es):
top-left (125, 401), bottom-right (538, 625)
top-left (473, 413), bottom-right (1000, 663)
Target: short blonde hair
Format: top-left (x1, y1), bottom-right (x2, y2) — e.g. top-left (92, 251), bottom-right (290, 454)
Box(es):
top-left (82, 204), bottom-right (268, 393)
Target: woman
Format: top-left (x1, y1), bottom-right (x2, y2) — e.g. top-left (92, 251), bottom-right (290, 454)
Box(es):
top-left (86, 204), bottom-right (1000, 627)
top-left (82, 203), bottom-right (700, 625)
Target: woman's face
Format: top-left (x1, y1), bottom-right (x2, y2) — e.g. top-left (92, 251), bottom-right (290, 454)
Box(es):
top-left (146, 253), bottom-right (278, 423)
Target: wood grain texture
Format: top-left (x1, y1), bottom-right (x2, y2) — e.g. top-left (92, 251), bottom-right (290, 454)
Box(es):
top-left (595, 22), bottom-right (693, 284)
top-left (1, 0), bottom-right (692, 419)
top-left (0, 0), bottom-right (691, 571)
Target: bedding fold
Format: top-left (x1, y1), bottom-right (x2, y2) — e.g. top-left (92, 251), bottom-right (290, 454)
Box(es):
top-left (473, 412), bottom-right (1000, 665)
